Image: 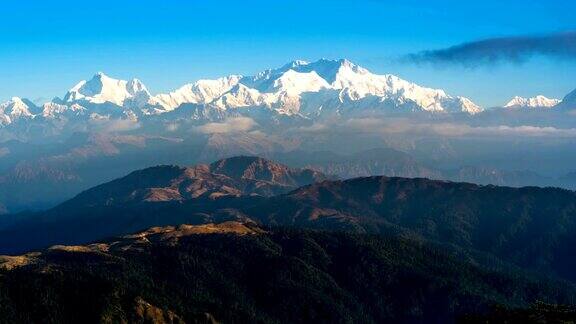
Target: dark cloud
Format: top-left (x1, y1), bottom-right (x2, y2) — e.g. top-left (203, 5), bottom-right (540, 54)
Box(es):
top-left (405, 32), bottom-right (576, 66)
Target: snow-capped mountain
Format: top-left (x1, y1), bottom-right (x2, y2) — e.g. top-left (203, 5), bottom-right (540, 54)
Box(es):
top-left (154, 75), bottom-right (242, 111)
top-left (0, 59), bottom-right (485, 131)
top-left (153, 59), bottom-right (482, 116)
top-left (504, 95), bottom-right (561, 109)
top-left (0, 97), bottom-right (37, 126)
top-left (41, 102), bottom-right (87, 119)
top-left (62, 72), bottom-right (160, 111)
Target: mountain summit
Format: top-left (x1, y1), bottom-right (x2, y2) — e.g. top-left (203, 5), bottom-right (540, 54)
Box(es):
top-left (62, 72), bottom-right (157, 110)
top-left (153, 58), bottom-right (482, 116)
top-left (58, 156), bottom-right (328, 209)
top-left (0, 59), bottom-right (484, 130)
top-left (0, 97), bottom-right (35, 125)
top-left (504, 95), bottom-right (561, 109)
top-left (4, 60), bottom-right (576, 132)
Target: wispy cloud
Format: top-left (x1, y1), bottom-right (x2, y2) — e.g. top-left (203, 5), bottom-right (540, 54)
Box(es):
top-left (404, 31), bottom-right (576, 67)
top-left (194, 117), bottom-right (258, 134)
top-left (296, 117), bottom-right (576, 138)
top-left (88, 118), bottom-right (141, 133)
top-left (165, 122), bottom-right (180, 132)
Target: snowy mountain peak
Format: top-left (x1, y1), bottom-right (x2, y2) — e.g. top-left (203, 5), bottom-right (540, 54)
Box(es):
top-left (267, 69), bottom-right (330, 94)
top-left (8, 97), bottom-right (28, 108)
top-left (504, 95), bottom-right (560, 108)
top-left (271, 59), bottom-right (477, 114)
top-left (212, 83), bottom-right (263, 109)
top-left (1, 97), bottom-right (34, 113)
top-left (454, 97), bottom-right (483, 115)
top-left (154, 75), bottom-right (242, 110)
top-left (62, 72), bottom-right (154, 109)
top-left (0, 59), bottom-right (486, 130)
top-left (280, 60), bottom-right (310, 70)
top-left (151, 58), bottom-right (482, 116)
top-left (336, 58), bottom-right (365, 71)
top-left (0, 97), bottom-right (36, 125)
top-left (41, 102), bottom-right (86, 118)
top-left (279, 58), bottom-right (365, 85)
top-left (126, 78), bottom-right (149, 94)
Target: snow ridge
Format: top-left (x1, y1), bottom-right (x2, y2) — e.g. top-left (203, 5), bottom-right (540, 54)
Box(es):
top-left (1, 59), bottom-right (487, 128)
top-left (152, 58), bottom-right (483, 115)
top-left (504, 95), bottom-right (561, 109)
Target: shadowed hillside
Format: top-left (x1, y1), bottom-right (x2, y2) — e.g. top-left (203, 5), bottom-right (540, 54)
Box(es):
top-left (1, 222), bottom-right (575, 324)
top-left (2, 157), bottom-right (576, 285)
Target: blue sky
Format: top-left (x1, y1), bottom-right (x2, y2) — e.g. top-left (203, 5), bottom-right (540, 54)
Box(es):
top-left (0, 0), bottom-right (574, 107)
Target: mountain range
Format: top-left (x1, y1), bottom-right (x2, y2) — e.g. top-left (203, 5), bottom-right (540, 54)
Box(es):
top-left (0, 59), bottom-right (572, 156)
top-left (1, 59), bottom-right (575, 216)
top-left (1, 59), bottom-right (484, 127)
top-left (2, 59), bottom-right (574, 132)
top-left (3, 144), bottom-right (576, 216)
top-left (62, 156), bottom-right (328, 206)
top-left (1, 59), bottom-right (571, 139)
top-left (504, 95), bottom-right (561, 109)
top-left (3, 156), bottom-right (576, 284)
top-left (2, 156), bottom-right (576, 322)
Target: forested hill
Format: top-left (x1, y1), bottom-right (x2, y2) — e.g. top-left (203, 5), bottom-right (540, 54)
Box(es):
top-left (1, 222), bottom-right (575, 323)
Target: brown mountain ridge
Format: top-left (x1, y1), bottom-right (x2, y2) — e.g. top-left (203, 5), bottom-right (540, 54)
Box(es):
top-left (3, 156), bottom-right (576, 286)
top-left (61, 155), bottom-right (329, 208)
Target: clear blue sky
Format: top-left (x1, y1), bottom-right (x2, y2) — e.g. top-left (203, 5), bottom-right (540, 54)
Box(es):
top-left (0, 0), bottom-right (574, 107)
